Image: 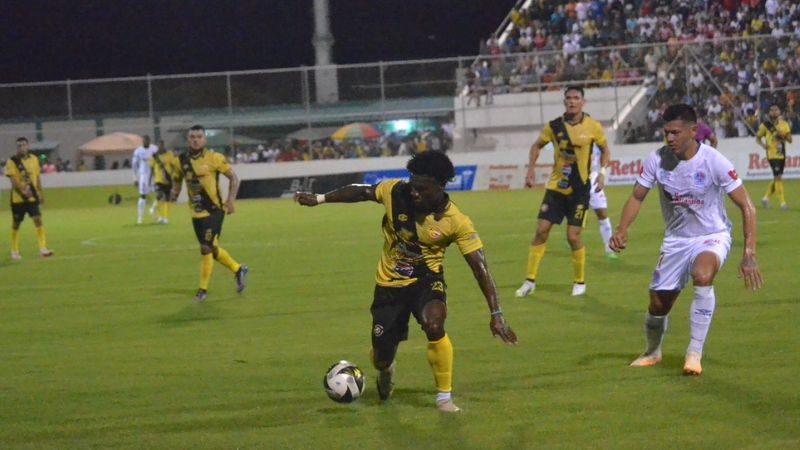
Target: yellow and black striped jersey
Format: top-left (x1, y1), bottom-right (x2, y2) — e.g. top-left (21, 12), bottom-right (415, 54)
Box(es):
top-left (174, 149), bottom-right (230, 219)
top-left (538, 114), bottom-right (607, 195)
top-left (149, 150), bottom-right (179, 185)
top-left (4, 154), bottom-right (41, 204)
top-left (757, 119), bottom-right (791, 160)
top-left (374, 179), bottom-right (483, 287)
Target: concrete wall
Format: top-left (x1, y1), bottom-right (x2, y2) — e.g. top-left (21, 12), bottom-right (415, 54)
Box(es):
top-left (0, 123), bottom-right (38, 160)
top-left (452, 85), bottom-right (640, 153)
top-left (41, 120), bottom-right (97, 164)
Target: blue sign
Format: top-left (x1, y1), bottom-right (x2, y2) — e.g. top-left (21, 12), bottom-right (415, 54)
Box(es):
top-left (363, 165), bottom-right (476, 191)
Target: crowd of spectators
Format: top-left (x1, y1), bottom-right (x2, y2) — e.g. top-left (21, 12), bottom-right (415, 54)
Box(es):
top-left (226, 129), bottom-right (452, 164)
top-left (469, 0), bottom-right (800, 143)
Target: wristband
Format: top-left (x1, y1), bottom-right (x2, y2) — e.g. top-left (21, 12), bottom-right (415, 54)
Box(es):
top-left (599, 166), bottom-right (607, 177)
top-left (316, 194), bottom-right (326, 204)
top-left (490, 309), bottom-right (503, 317)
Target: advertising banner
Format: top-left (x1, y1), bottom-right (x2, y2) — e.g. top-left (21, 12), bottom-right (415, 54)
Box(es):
top-left (362, 166), bottom-right (477, 191)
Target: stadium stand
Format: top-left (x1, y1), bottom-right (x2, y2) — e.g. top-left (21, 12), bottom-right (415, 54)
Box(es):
top-left (470, 0), bottom-right (800, 142)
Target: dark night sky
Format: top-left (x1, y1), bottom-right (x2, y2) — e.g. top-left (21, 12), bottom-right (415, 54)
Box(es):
top-left (2, 0), bottom-right (518, 84)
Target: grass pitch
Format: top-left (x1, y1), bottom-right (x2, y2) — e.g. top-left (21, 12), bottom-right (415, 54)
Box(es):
top-left (0, 181), bottom-right (797, 449)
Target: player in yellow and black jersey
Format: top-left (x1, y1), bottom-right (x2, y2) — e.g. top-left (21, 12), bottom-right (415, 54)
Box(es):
top-left (4, 137), bottom-right (54, 260)
top-left (171, 125), bottom-right (247, 302)
top-left (757, 103), bottom-right (793, 209)
top-left (517, 85), bottom-right (611, 298)
top-left (295, 151), bottom-right (517, 413)
top-left (148, 139), bottom-right (179, 224)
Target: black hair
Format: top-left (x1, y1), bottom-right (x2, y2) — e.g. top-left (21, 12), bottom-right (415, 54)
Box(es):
top-left (662, 104), bottom-right (697, 123)
top-left (187, 124), bottom-right (205, 136)
top-left (16, 137), bottom-right (28, 143)
top-left (564, 85), bottom-right (584, 97)
top-left (769, 102), bottom-right (781, 110)
top-left (407, 151), bottom-right (455, 185)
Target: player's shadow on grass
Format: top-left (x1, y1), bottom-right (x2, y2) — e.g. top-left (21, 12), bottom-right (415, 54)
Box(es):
top-left (157, 303), bottom-right (223, 326)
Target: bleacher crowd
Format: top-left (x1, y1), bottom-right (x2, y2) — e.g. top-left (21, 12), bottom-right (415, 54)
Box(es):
top-left (472, 0), bottom-right (800, 142)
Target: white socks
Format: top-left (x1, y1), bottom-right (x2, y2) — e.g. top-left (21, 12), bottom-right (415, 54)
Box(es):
top-left (137, 198), bottom-right (146, 222)
top-left (688, 286), bottom-right (715, 355)
top-left (644, 312), bottom-right (668, 355)
top-left (436, 392), bottom-right (451, 403)
top-left (598, 218), bottom-right (613, 252)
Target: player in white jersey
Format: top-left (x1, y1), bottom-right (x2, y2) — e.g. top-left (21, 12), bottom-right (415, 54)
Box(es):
top-left (131, 135), bottom-right (158, 224)
top-left (589, 143), bottom-right (617, 259)
top-left (609, 104), bottom-right (763, 376)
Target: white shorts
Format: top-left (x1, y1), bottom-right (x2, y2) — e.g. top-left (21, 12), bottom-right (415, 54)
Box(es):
top-left (137, 174), bottom-right (151, 196)
top-left (589, 173), bottom-right (607, 210)
top-left (650, 231), bottom-right (731, 291)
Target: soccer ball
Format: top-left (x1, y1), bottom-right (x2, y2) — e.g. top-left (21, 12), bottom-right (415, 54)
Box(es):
top-left (323, 360), bottom-right (366, 403)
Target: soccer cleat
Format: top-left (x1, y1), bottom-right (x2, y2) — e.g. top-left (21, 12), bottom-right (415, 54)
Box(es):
top-left (605, 251), bottom-right (619, 260)
top-left (194, 289), bottom-right (208, 302)
top-left (436, 399), bottom-right (462, 413)
top-left (629, 351), bottom-right (662, 367)
top-left (376, 362), bottom-right (395, 401)
top-left (571, 282), bottom-right (586, 296)
top-left (515, 280), bottom-right (536, 298)
top-left (780, 203), bottom-right (787, 210)
top-left (39, 249), bottom-right (54, 257)
top-left (761, 198), bottom-right (768, 208)
top-left (10, 252), bottom-right (22, 261)
top-left (137, 217), bottom-right (143, 224)
top-left (683, 351), bottom-right (703, 376)
top-left (235, 265), bottom-right (248, 294)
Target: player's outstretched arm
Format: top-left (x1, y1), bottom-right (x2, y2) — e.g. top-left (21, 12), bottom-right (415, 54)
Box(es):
top-left (728, 185), bottom-right (763, 290)
top-left (294, 184), bottom-right (377, 207)
top-left (463, 249), bottom-right (517, 345)
top-left (609, 183), bottom-right (649, 252)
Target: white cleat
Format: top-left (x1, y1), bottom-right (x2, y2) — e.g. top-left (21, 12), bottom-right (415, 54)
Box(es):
top-left (683, 351), bottom-right (703, 376)
top-left (515, 280), bottom-right (536, 298)
top-left (571, 283), bottom-right (586, 296)
top-left (436, 399), bottom-right (462, 413)
top-left (630, 351), bottom-right (662, 367)
top-left (10, 251), bottom-right (22, 261)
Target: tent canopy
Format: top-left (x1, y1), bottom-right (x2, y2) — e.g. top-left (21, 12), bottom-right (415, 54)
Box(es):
top-left (79, 132), bottom-right (143, 156)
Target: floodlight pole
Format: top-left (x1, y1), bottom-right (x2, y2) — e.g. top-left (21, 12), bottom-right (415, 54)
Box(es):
top-left (66, 79), bottom-right (73, 120)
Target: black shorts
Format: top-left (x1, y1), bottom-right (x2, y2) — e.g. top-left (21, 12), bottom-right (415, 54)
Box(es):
top-left (11, 202), bottom-right (41, 223)
top-left (371, 276), bottom-right (447, 348)
top-left (768, 158), bottom-right (785, 177)
top-left (537, 188), bottom-right (590, 227)
top-left (192, 210), bottom-right (224, 247)
top-left (155, 183), bottom-right (172, 201)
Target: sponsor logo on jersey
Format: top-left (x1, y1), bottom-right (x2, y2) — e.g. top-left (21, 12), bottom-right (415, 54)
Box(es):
top-left (429, 229), bottom-right (442, 240)
top-left (728, 169), bottom-right (738, 180)
top-left (372, 324), bottom-right (384, 337)
top-left (693, 170), bottom-right (707, 187)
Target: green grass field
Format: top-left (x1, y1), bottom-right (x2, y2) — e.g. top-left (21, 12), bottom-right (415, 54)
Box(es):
top-left (0, 181), bottom-right (798, 449)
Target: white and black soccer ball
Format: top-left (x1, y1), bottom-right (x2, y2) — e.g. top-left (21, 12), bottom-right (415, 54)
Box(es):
top-left (323, 360), bottom-right (366, 403)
